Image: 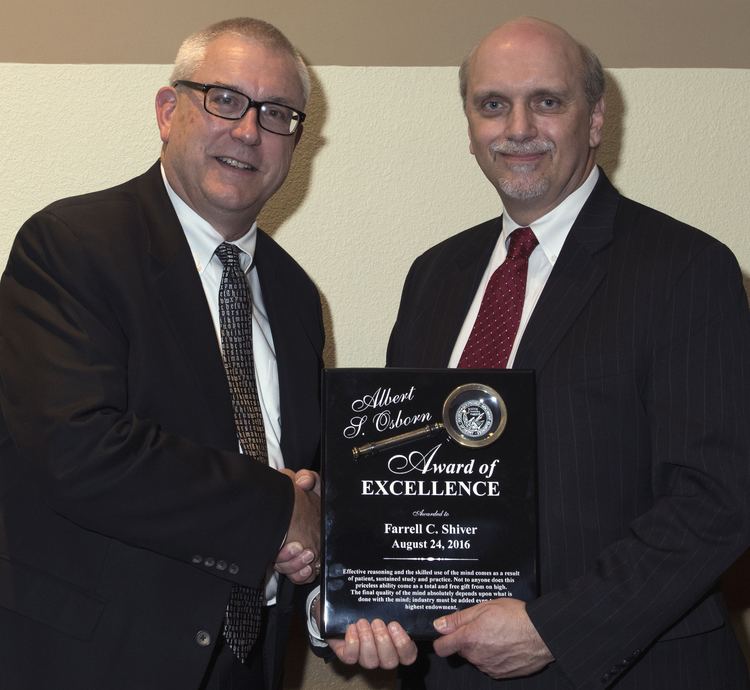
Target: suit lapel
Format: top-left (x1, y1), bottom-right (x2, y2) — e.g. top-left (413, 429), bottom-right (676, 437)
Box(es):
top-left (135, 164), bottom-right (237, 447)
top-left (425, 218), bottom-right (502, 366)
top-left (254, 231), bottom-right (315, 471)
top-left (514, 171), bottom-right (620, 372)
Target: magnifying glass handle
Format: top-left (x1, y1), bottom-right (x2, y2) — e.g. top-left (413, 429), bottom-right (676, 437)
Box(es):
top-left (352, 422), bottom-right (445, 459)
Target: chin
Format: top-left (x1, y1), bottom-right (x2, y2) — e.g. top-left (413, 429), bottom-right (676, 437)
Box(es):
top-left (497, 176), bottom-right (550, 201)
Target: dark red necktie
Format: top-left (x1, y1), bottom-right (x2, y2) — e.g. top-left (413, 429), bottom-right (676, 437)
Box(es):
top-left (458, 226), bottom-right (538, 369)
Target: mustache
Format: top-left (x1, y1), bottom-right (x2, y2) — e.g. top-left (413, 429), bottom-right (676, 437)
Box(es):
top-left (489, 140), bottom-right (555, 155)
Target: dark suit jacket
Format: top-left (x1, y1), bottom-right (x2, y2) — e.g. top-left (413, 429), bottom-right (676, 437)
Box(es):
top-left (0, 163), bottom-right (324, 689)
top-left (387, 172), bottom-right (750, 689)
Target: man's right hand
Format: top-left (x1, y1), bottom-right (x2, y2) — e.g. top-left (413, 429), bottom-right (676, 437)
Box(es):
top-left (276, 469), bottom-right (321, 584)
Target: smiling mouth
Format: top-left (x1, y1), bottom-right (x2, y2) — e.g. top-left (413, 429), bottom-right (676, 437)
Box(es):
top-left (504, 153), bottom-right (543, 162)
top-left (490, 141), bottom-right (555, 162)
top-left (217, 156), bottom-right (258, 172)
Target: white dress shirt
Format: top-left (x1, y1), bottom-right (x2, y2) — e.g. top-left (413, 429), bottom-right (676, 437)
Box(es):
top-left (448, 167), bottom-right (600, 368)
top-left (161, 167), bottom-right (283, 604)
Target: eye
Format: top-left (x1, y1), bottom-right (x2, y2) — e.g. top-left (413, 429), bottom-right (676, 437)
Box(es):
top-left (537, 97), bottom-right (562, 111)
top-left (480, 99), bottom-right (505, 114)
top-left (262, 103), bottom-right (293, 123)
top-left (208, 90), bottom-right (243, 111)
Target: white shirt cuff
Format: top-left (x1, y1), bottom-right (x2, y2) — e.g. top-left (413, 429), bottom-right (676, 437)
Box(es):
top-left (306, 585), bottom-right (328, 648)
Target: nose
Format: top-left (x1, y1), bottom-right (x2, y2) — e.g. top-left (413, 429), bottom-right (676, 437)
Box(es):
top-left (506, 105), bottom-right (537, 141)
top-left (230, 106), bottom-right (262, 145)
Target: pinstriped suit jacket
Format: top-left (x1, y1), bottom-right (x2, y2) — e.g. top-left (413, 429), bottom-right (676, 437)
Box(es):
top-left (387, 171), bottom-right (750, 689)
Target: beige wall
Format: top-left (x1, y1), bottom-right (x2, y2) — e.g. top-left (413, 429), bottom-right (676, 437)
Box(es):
top-left (1, 3), bottom-right (749, 687)
top-left (4, 65), bottom-right (749, 363)
top-left (1, 62), bottom-right (749, 687)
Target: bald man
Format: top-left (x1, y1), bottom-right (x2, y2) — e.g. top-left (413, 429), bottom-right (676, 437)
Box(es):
top-left (329, 17), bottom-right (750, 690)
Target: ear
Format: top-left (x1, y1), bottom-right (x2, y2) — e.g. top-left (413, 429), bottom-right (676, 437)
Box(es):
top-left (155, 86), bottom-right (179, 144)
top-left (293, 123), bottom-right (304, 148)
top-left (468, 122), bottom-right (475, 156)
top-left (589, 97), bottom-right (606, 148)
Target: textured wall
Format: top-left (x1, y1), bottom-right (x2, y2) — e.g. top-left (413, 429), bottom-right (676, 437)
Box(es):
top-left (4, 65), bottom-right (748, 363)
top-left (2, 64), bottom-right (749, 687)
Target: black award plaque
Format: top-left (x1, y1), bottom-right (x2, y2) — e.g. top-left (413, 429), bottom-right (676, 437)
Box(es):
top-left (321, 368), bottom-right (537, 639)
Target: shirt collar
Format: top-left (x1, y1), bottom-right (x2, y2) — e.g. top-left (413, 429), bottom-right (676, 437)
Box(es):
top-left (161, 164), bottom-right (257, 274)
top-left (502, 166), bottom-right (600, 264)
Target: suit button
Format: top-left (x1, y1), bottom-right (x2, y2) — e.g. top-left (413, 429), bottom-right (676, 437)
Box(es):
top-left (196, 630), bottom-right (211, 647)
top-left (229, 563), bottom-right (240, 575)
top-left (216, 560), bottom-right (227, 571)
top-left (192, 555), bottom-right (202, 564)
top-left (204, 557), bottom-right (215, 567)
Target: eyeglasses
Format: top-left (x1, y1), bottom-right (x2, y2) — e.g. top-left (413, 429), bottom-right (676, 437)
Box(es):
top-left (173, 80), bottom-right (306, 136)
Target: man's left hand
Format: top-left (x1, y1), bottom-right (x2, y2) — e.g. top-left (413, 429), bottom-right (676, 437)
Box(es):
top-left (432, 598), bottom-right (553, 679)
top-left (329, 618), bottom-right (418, 669)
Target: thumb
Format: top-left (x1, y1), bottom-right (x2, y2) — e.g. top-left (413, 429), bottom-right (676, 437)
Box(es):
top-left (433, 606), bottom-right (475, 635)
top-left (295, 469), bottom-right (321, 493)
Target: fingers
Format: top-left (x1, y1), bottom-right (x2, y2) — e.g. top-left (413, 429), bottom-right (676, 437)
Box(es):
top-left (329, 623), bottom-right (361, 665)
top-left (274, 540), bottom-right (319, 583)
top-left (433, 600), bottom-right (555, 678)
top-left (275, 540), bottom-right (303, 566)
top-left (366, 619), bottom-right (400, 669)
top-left (274, 470), bottom-right (323, 584)
top-left (275, 541), bottom-right (313, 569)
top-left (386, 621), bottom-right (419, 665)
top-left (432, 629), bottom-right (463, 658)
top-left (287, 481), bottom-right (321, 556)
top-left (433, 603), bottom-right (481, 635)
top-left (432, 607), bottom-right (477, 657)
top-left (329, 619), bottom-right (418, 669)
top-left (345, 619), bottom-right (389, 669)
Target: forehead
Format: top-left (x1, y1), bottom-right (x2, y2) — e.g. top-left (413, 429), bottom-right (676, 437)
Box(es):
top-left (194, 34), bottom-right (304, 105)
top-left (468, 27), bottom-right (583, 97)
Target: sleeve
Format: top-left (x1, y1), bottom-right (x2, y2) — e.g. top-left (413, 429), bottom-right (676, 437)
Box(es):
top-left (525, 241), bottom-right (750, 688)
top-left (0, 210), bottom-right (294, 587)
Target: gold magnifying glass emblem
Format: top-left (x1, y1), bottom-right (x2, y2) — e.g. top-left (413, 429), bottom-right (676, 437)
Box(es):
top-left (352, 383), bottom-right (506, 458)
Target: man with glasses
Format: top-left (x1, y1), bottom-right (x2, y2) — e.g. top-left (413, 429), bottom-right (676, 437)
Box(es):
top-left (0, 17), bottom-right (322, 690)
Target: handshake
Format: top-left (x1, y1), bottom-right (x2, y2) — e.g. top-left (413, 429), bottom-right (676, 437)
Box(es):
top-left (271, 468), bottom-right (418, 669)
top-left (274, 468), bottom-right (322, 585)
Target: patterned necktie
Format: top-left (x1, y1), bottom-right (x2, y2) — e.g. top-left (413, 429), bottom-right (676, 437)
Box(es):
top-left (458, 227), bottom-right (538, 369)
top-left (216, 241), bottom-right (266, 662)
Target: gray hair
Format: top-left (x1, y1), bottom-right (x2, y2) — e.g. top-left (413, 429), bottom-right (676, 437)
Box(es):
top-left (579, 42), bottom-right (605, 108)
top-left (458, 38), bottom-right (605, 109)
top-left (170, 17), bottom-right (311, 105)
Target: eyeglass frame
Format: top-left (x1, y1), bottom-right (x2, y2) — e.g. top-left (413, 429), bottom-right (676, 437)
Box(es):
top-left (172, 80), bottom-right (306, 136)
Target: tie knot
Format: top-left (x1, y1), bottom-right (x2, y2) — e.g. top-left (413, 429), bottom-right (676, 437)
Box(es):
top-left (216, 242), bottom-right (242, 268)
top-left (507, 227), bottom-right (538, 260)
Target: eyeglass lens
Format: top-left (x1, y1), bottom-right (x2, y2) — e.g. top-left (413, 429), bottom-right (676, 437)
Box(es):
top-left (205, 86), bottom-right (301, 135)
